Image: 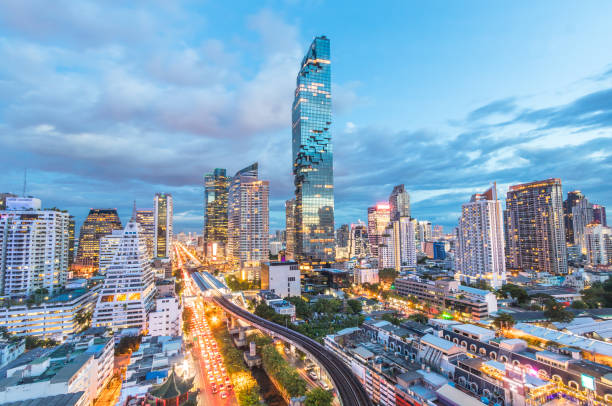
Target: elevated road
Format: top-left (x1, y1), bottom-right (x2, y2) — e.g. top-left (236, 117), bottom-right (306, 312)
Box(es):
top-left (213, 295), bottom-right (372, 406)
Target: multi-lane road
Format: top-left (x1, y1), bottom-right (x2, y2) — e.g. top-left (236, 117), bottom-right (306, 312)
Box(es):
top-left (174, 243), bottom-right (372, 406)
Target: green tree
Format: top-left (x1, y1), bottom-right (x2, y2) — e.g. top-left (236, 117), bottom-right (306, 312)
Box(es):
top-left (286, 296), bottom-right (312, 319)
top-left (543, 301), bottom-right (574, 323)
top-left (499, 284), bottom-right (529, 304)
top-left (469, 279), bottom-right (493, 291)
top-left (378, 268), bottom-right (398, 284)
top-left (407, 313), bottom-right (428, 324)
top-left (571, 300), bottom-right (588, 309)
top-left (305, 387), bottom-right (334, 406)
top-left (26, 336), bottom-right (58, 350)
top-left (346, 299), bottom-right (362, 315)
top-left (492, 313), bottom-right (515, 330)
top-left (182, 306), bottom-right (194, 334)
top-left (382, 313), bottom-right (401, 326)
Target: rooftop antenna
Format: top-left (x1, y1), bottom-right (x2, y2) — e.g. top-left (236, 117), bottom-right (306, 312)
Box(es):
top-left (132, 200), bottom-right (137, 219)
top-left (22, 168), bottom-right (27, 197)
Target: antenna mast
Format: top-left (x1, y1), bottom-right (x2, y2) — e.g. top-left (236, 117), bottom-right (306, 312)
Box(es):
top-left (22, 168), bottom-right (27, 197)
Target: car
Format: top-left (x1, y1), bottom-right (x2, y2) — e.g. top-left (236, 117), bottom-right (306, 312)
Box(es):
top-left (309, 371), bottom-right (318, 380)
top-left (320, 381), bottom-right (331, 390)
top-left (219, 384), bottom-right (224, 391)
top-left (220, 391), bottom-right (227, 399)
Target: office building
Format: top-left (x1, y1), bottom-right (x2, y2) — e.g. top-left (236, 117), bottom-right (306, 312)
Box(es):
top-left (204, 168), bottom-right (229, 257)
top-left (0, 198), bottom-right (70, 298)
top-left (285, 198), bottom-right (296, 260)
top-left (455, 185), bottom-right (506, 289)
top-left (292, 36), bottom-right (335, 264)
top-left (68, 215), bottom-right (75, 267)
top-left (572, 197), bottom-right (594, 252)
top-left (98, 229), bottom-right (123, 275)
top-left (261, 261), bottom-right (300, 298)
top-left (135, 208), bottom-right (155, 259)
top-left (505, 179), bottom-right (568, 274)
top-left (593, 204), bottom-right (607, 226)
top-left (378, 217), bottom-right (416, 271)
top-left (349, 223), bottom-right (369, 258)
top-left (74, 209), bottom-right (122, 277)
top-left (433, 241), bottom-right (446, 260)
top-left (154, 193), bottom-right (173, 258)
top-left (92, 220), bottom-right (156, 332)
top-left (564, 190), bottom-right (584, 244)
top-left (368, 204), bottom-right (390, 258)
top-left (389, 184), bottom-right (410, 221)
top-left (585, 223), bottom-right (612, 266)
top-left (227, 163), bottom-right (269, 280)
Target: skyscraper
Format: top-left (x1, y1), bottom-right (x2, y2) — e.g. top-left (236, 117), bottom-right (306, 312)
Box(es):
top-left (389, 184), bottom-right (411, 221)
top-left (593, 204), bottom-right (607, 227)
top-left (135, 208), bottom-right (155, 259)
top-left (68, 215), bottom-right (75, 267)
top-left (292, 36), bottom-right (335, 264)
top-left (563, 190), bottom-right (584, 244)
top-left (99, 229), bottom-right (123, 275)
top-left (0, 198), bottom-right (70, 298)
top-left (456, 185), bottom-right (506, 289)
top-left (75, 208), bottom-right (122, 276)
top-left (505, 179), bottom-right (567, 274)
top-left (349, 223), bottom-right (369, 258)
top-left (572, 197), bottom-right (594, 252)
top-left (368, 204), bottom-right (390, 258)
top-left (154, 193), bottom-right (173, 258)
top-left (584, 223), bottom-right (612, 266)
top-left (378, 217), bottom-right (416, 271)
top-left (227, 163), bottom-right (269, 280)
top-left (204, 168), bottom-right (229, 256)
top-left (285, 198), bottom-right (296, 260)
top-left (92, 219), bottom-right (156, 332)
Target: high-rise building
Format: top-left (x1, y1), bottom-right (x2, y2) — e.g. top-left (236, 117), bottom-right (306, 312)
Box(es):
top-left (285, 199), bottom-right (296, 260)
top-left (584, 223), bottom-right (612, 266)
top-left (68, 215), bottom-right (75, 267)
top-left (98, 229), bottom-right (123, 275)
top-left (135, 208), bottom-right (155, 259)
top-left (389, 185), bottom-right (410, 221)
top-left (455, 185), bottom-right (506, 289)
top-left (572, 198), bottom-right (594, 252)
top-left (368, 204), bottom-right (390, 258)
top-left (593, 204), bottom-right (607, 227)
top-left (0, 198), bottom-right (70, 298)
top-left (204, 168), bottom-right (229, 256)
top-left (563, 191), bottom-right (584, 245)
top-left (378, 217), bottom-right (416, 271)
top-left (92, 219), bottom-right (156, 332)
top-left (349, 223), bottom-right (369, 258)
top-left (292, 36), bottom-right (335, 264)
top-left (74, 208), bottom-right (122, 276)
top-left (505, 179), bottom-right (567, 274)
top-left (336, 224), bottom-right (350, 249)
top-left (154, 193), bottom-right (173, 258)
top-left (227, 163), bottom-right (269, 280)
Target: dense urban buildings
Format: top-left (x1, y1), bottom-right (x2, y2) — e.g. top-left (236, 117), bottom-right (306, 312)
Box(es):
top-left (389, 184), bottom-right (411, 221)
top-left (227, 163), bottom-right (270, 280)
top-left (92, 220), bottom-right (156, 332)
top-left (74, 208), bottom-right (122, 277)
top-left (0, 197), bottom-right (70, 298)
top-left (135, 208), bottom-right (155, 259)
top-left (505, 178), bottom-right (568, 274)
top-left (368, 204), bottom-right (391, 258)
top-left (292, 36), bottom-right (335, 264)
top-left (204, 168), bottom-right (229, 258)
top-left (379, 217), bottom-right (416, 271)
top-left (154, 193), bottom-right (173, 258)
top-left (455, 185), bottom-right (506, 289)
top-left (285, 198), bottom-right (296, 260)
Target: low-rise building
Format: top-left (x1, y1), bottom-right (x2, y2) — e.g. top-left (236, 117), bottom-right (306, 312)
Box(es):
top-left (354, 267), bottom-right (379, 285)
top-left (261, 261), bottom-right (300, 298)
top-left (148, 295), bottom-right (182, 337)
top-left (0, 339), bottom-right (25, 369)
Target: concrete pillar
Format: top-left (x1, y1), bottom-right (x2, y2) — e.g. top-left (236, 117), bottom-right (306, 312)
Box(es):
top-left (250, 341), bottom-right (256, 357)
top-left (239, 328), bottom-right (245, 340)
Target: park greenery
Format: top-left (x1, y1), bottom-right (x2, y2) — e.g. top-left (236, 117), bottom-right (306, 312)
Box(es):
top-left (225, 274), bottom-right (260, 291)
top-left (378, 268), bottom-right (398, 284)
top-left (580, 279), bottom-right (612, 308)
top-left (304, 387), bottom-right (334, 406)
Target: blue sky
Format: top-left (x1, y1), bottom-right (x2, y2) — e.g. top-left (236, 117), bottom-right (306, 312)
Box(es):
top-left (1, 1), bottom-right (612, 234)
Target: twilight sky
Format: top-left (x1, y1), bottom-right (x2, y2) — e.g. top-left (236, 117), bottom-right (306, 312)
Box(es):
top-left (1, 1), bottom-right (612, 234)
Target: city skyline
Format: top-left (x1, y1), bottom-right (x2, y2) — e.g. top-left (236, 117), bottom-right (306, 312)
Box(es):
top-left (1, 2), bottom-right (612, 233)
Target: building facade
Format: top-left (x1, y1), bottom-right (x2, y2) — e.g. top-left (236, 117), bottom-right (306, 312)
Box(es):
top-left (572, 197), bottom-right (594, 252)
top-left (261, 261), bottom-right (300, 298)
top-left (154, 193), bottom-right (173, 258)
top-left (292, 36), bottom-right (335, 264)
top-left (92, 220), bottom-right (156, 332)
top-left (135, 208), bottom-right (155, 259)
top-left (455, 185), bottom-right (506, 289)
top-left (0, 198), bottom-right (70, 298)
top-left (389, 184), bottom-right (410, 222)
top-left (349, 223), bottom-right (369, 258)
top-left (585, 223), bottom-right (612, 266)
top-left (368, 204), bottom-right (391, 258)
top-left (227, 163), bottom-right (269, 279)
top-left (285, 198), bottom-right (296, 260)
top-left (98, 230), bottom-right (123, 275)
top-left (148, 295), bottom-right (182, 336)
top-left (204, 168), bottom-right (229, 256)
top-left (74, 208), bottom-right (122, 276)
top-left (379, 217), bottom-right (416, 271)
top-left (505, 179), bottom-right (568, 275)
top-left (563, 190), bottom-right (584, 245)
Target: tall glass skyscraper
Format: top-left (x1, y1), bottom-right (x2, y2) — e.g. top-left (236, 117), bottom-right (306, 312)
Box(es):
top-left (292, 36), bottom-right (335, 264)
top-left (204, 168), bottom-right (229, 255)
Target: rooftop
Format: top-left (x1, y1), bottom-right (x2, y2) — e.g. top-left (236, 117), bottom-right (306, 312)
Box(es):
top-left (0, 392), bottom-right (85, 406)
top-left (452, 323), bottom-right (495, 337)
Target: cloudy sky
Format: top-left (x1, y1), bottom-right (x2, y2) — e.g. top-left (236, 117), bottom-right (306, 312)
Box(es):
top-left (1, 1), bottom-right (612, 234)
